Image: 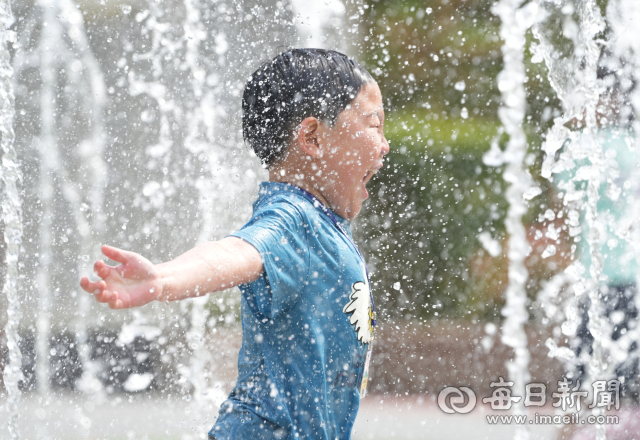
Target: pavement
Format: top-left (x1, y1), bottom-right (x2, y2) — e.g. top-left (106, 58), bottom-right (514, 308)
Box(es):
top-left (353, 395), bottom-right (560, 440)
top-left (0, 392), bottom-right (562, 440)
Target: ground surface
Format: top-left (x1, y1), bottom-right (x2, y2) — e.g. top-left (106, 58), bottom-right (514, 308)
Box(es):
top-left (0, 393), bottom-right (562, 440)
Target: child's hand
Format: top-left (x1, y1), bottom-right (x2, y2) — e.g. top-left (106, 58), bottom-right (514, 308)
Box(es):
top-left (80, 245), bottom-right (162, 309)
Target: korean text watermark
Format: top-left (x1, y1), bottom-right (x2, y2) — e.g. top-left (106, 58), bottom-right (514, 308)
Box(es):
top-left (438, 377), bottom-right (622, 425)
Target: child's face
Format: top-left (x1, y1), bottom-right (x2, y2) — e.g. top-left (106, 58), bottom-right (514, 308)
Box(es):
top-left (318, 82), bottom-right (389, 220)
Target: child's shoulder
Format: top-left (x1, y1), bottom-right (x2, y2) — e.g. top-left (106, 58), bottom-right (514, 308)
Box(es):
top-left (254, 183), bottom-right (316, 217)
top-left (235, 186), bottom-right (320, 250)
top-left (251, 184), bottom-right (319, 231)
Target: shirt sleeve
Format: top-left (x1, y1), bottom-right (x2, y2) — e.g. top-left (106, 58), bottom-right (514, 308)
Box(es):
top-left (229, 199), bottom-right (310, 320)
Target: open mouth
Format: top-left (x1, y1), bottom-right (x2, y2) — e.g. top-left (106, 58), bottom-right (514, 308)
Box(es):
top-left (363, 168), bottom-right (379, 184)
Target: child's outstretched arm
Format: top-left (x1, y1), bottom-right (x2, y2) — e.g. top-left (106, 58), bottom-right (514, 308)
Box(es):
top-left (79, 238), bottom-right (263, 309)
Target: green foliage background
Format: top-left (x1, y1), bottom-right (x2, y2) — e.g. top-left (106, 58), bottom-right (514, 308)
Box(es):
top-left (353, 0), bottom-right (577, 322)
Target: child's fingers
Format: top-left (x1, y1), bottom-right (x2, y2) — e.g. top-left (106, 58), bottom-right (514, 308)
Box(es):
top-left (92, 283), bottom-right (114, 304)
top-left (96, 292), bottom-right (111, 303)
top-left (85, 278), bottom-right (107, 297)
top-left (102, 245), bottom-right (130, 265)
top-left (108, 291), bottom-right (124, 309)
top-left (80, 276), bottom-right (102, 294)
top-left (93, 260), bottom-right (111, 279)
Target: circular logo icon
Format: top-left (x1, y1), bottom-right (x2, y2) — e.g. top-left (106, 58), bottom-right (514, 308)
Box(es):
top-left (438, 386), bottom-right (477, 414)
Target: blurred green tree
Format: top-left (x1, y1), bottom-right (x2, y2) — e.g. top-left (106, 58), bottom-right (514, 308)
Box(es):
top-left (355, 0), bottom-right (569, 322)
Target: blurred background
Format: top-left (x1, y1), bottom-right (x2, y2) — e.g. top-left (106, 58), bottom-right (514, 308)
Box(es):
top-left (0, 0), bottom-right (632, 439)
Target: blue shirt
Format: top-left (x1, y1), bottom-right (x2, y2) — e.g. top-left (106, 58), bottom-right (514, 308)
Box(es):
top-left (209, 182), bottom-right (373, 440)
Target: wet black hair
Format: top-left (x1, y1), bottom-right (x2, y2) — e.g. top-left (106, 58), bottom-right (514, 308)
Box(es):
top-left (242, 48), bottom-right (375, 167)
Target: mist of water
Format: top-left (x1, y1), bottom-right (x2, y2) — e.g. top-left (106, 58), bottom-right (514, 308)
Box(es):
top-left (0, 2), bottom-right (24, 438)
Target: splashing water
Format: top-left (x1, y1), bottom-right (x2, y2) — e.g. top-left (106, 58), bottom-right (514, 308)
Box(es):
top-left (575, 6), bottom-right (611, 438)
top-left (13, 1), bottom-right (108, 429)
top-left (6, 1), bottom-right (297, 437)
top-left (608, 0), bottom-right (640, 411)
top-left (533, 1), bottom-right (626, 439)
top-left (0, 2), bottom-right (23, 438)
top-left (486, 1), bottom-right (543, 439)
top-left (6, 0), bottom-right (640, 439)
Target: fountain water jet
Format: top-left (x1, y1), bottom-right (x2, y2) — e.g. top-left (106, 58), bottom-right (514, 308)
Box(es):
top-left (607, 0), bottom-right (640, 404)
top-left (4, 1), bottom-right (300, 437)
top-left (12, 1), bottom-right (109, 426)
top-left (485, 1), bottom-right (543, 438)
top-left (576, 5), bottom-right (612, 437)
top-left (533, 1), bottom-right (639, 439)
top-left (0, 2), bottom-right (23, 438)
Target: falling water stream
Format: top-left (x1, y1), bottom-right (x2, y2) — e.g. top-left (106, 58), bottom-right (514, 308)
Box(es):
top-left (574, 4), bottom-right (609, 438)
top-left (534, 1), bottom-right (614, 439)
top-left (607, 0), bottom-right (640, 378)
top-left (485, 1), bottom-right (542, 438)
top-left (17, 1), bottom-right (109, 431)
top-left (3, 0), bottom-right (308, 438)
top-left (1, 2), bottom-right (23, 438)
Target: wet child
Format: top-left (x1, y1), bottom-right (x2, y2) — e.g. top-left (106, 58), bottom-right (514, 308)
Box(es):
top-left (80, 48), bottom-right (389, 440)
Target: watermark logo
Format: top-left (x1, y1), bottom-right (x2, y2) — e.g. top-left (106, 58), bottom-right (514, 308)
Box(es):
top-left (437, 386), bottom-right (477, 414)
top-left (482, 377), bottom-right (521, 410)
top-left (437, 377), bottom-right (622, 425)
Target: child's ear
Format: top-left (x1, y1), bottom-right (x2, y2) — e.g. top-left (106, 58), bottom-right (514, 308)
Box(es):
top-left (297, 117), bottom-right (322, 158)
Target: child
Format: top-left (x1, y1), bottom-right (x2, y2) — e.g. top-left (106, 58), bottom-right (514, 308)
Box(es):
top-left (80, 48), bottom-right (389, 440)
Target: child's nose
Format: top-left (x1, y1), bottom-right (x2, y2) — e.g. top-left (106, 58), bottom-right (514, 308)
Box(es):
top-left (380, 135), bottom-right (390, 156)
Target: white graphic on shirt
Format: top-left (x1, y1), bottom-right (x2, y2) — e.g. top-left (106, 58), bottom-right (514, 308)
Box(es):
top-left (343, 281), bottom-right (373, 345)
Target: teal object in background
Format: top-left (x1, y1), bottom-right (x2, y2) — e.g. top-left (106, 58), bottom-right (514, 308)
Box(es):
top-left (563, 129), bottom-right (639, 286)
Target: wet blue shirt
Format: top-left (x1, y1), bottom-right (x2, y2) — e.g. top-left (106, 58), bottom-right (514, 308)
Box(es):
top-left (209, 182), bottom-right (373, 440)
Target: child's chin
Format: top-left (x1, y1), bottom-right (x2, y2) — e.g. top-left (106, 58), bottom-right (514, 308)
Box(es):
top-left (361, 183), bottom-right (369, 200)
